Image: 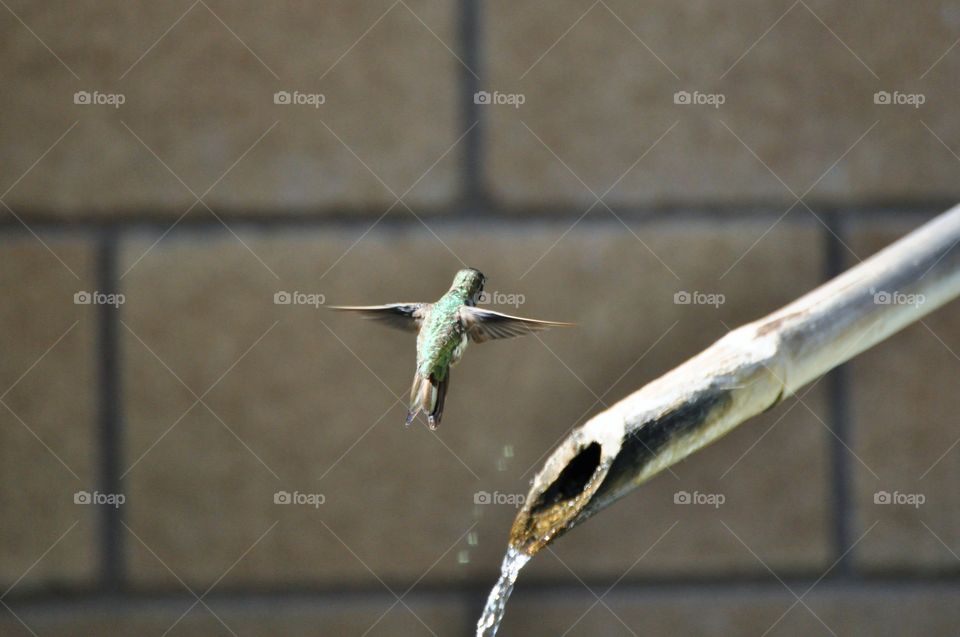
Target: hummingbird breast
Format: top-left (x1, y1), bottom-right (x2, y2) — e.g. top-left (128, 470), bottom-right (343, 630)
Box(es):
top-left (416, 296), bottom-right (468, 378)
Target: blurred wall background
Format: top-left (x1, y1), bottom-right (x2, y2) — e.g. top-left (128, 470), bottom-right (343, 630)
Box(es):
top-left (2, 1), bottom-right (960, 635)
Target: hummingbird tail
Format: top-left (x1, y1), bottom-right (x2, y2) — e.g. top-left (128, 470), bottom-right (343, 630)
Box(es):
top-left (407, 370), bottom-right (450, 429)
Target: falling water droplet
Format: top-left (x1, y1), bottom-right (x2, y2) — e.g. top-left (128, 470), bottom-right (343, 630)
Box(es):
top-left (476, 546), bottom-right (531, 637)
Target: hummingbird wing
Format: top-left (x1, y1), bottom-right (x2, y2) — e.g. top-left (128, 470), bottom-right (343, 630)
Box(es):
top-left (459, 306), bottom-right (573, 343)
top-left (328, 303), bottom-right (429, 332)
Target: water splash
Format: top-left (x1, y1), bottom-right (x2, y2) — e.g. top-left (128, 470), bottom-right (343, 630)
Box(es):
top-left (476, 546), bottom-right (531, 637)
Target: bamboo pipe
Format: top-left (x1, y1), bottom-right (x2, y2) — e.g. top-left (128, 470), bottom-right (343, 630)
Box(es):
top-left (509, 204), bottom-right (960, 556)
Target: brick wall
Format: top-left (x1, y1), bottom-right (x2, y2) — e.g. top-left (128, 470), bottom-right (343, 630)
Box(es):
top-left (2, 2), bottom-right (959, 635)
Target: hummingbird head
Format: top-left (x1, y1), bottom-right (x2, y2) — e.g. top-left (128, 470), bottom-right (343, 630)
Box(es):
top-left (451, 268), bottom-right (486, 305)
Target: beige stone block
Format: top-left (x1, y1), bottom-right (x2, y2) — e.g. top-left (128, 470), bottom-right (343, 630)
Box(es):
top-left (485, 0), bottom-right (960, 207)
top-left (0, 1), bottom-right (459, 216)
top-left (497, 586), bottom-right (960, 636)
top-left (0, 596), bottom-right (468, 637)
top-left (0, 237), bottom-right (99, 590)
top-left (848, 215), bottom-right (960, 571)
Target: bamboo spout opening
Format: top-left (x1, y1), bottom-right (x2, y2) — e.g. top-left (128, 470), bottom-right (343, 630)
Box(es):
top-left (509, 418), bottom-right (625, 557)
top-left (529, 442), bottom-right (601, 514)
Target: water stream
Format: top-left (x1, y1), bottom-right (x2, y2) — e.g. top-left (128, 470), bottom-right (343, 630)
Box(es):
top-left (475, 546), bottom-right (531, 636)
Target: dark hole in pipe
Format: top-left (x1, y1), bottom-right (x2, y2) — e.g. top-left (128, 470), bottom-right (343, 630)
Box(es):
top-left (530, 442), bottom-right (602, 513)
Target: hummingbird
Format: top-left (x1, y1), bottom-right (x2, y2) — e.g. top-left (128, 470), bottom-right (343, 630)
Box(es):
top-left (330, 268), bottom-right (572, 429)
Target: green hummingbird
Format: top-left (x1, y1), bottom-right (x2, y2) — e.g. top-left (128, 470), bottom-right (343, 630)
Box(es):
top-left (330, 268), bottom-right (572, 429)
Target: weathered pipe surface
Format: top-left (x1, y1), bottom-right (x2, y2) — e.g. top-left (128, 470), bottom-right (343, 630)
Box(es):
top-left (510, 204), bottom-right (960, 556)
